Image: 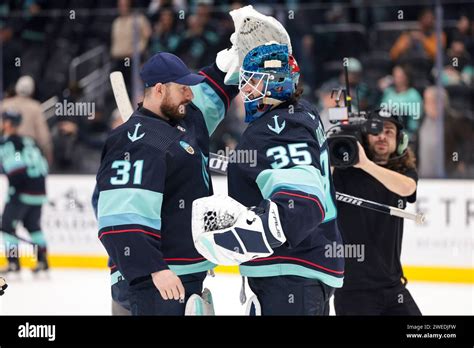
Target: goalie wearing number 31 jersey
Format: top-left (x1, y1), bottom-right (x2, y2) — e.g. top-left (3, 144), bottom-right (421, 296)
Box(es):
top-left (95, 54), bottom-right (239, 315)
top-left (229, 43), bottom-right (344, 314)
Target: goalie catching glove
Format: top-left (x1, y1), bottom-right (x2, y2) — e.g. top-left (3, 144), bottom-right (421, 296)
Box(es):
top-left (216, 5), bottom-right (292, 84)
top-left (192, 195), bottom-right (286, 265)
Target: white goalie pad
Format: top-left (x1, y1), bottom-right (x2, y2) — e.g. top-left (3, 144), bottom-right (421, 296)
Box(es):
top-left (245, 295), bottom-right (262, 316)
top-left (185, 288), bottom-right (215, 316)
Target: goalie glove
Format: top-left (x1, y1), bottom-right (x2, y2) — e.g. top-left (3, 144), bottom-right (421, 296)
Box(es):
top-left (217, 5), bottom-right (292, 85)
top-left (192, 195), bottom-right (286, 265)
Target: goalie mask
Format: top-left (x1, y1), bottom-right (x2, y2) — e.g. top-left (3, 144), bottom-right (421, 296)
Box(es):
top-left (239, 43), bottom-right (300, 123)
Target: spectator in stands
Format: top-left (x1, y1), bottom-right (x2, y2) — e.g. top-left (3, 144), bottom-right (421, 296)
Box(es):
top-left (418, 86), bottom-right (472, 178)
top-left (110, 0), bottom-right (152, 86)
top-left (326, 58), bottom-right (375, 113)
top-left (149, 7), bottom-right (182, 54)
top-left (176, 13), bottom-right (220, 70)
top-left (49, 82), bottom-right (82, 173)
top-left (316, 79), bottom-right (340, 132)
top-left (0, 76), bottom-right (53, 164)
top-left (110, 109), bottom-right (124, 130)
top-left (75, 109), bottom-right (110, 174)
top-left (147, 0), bottom-right (187, 23)
top-left (19, 0), bottom-right (48, 88)
top-left (195, 1), bottom-right (219, 34)
top-left (390, 8), bottom-right (446, 62)
top-left (0, 1), bottom-right (22, 93)
top-left (452, 14), bottom-right (474, 59)
top-left (441, 39), bottom-right (473, 87)
top-left (379, 64), bottom-right (423, 142)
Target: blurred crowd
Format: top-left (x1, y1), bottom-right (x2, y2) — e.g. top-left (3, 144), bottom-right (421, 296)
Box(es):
top-left (0, 0), bottom-right (473, 178)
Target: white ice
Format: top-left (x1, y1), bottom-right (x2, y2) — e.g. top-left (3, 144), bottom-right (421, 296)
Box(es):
top-left (0, 269), bottom-right (472, 315)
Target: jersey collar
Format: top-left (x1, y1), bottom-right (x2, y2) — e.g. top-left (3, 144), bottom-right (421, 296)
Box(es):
top-left (137, 103), bottom-right (178, 127)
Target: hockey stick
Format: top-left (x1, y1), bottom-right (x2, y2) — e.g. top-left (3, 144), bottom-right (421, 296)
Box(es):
top-left (0, 232), bottom-right (36, 245)
top-left (110, 71), bottom-right (134, 122)
top-left (109, 71), bottom-right (426, 224)
top-left (335, 193), bottom-right (425, 224)
top-left (208, 153), bottom-right (425, 224)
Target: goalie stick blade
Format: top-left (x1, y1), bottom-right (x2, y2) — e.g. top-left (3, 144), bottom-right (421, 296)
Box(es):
top-left (110, 71), bottom-right (134, 122)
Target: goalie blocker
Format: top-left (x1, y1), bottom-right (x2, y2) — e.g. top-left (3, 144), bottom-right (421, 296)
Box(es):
top-left (192, 195), bottom-right (286, 265)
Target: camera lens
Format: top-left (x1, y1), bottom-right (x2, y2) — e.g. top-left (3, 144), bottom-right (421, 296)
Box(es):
top-left (328, 135), bottom-right (358, 168)
top-left (333, 141), bottom-right (351, 161)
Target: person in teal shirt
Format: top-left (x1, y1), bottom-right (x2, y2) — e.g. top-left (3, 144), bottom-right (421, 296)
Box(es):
top-left (380, 64), bottom-right (423, 140)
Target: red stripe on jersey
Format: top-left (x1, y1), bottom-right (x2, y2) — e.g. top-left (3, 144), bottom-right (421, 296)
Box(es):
top-left (249, 256), bottom-right (344, 275)
top-left (99, 228), bottom-right (161, 240)
top-left (198, 70), bottom-right (230, 108)
top-left (273, 191), bottom-right (325, 220)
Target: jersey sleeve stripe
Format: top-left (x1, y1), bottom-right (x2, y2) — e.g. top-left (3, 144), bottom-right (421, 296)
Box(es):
top-left (190, 83), bottom-right (226, 135)
top-left (98, 212), bottom-right (162, 231)
top-left (268, 183), bottom-right (325, 204)
top-left (246, 255), bottom-right (344, 275)
top-left (198, 70), bottom-right (230, 108)
top-left (98, 188), bottom-right (163, 220)
top-left (99, 228), bottom-right (161, 240)
top-left (163, 257), bottom-right (206, 262)
top-left (255, 165), bottom-right (326, 205)
top-left (3, 162), bottom-right (27, 174)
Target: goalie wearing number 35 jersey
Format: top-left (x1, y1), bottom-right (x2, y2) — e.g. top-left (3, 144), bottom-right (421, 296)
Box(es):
top-left (192, 44), bottom-right (344, 314)
top-left (192, 43), bottom-right (344, 314)
top-left (229, 44), bottom-right (345, 289)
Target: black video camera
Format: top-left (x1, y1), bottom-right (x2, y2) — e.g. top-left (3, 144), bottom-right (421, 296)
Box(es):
top-left (325, 68), bottom-right (384, 168)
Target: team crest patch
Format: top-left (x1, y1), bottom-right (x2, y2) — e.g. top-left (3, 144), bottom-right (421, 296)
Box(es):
top-left (180, 140), bottom-right (195, 154)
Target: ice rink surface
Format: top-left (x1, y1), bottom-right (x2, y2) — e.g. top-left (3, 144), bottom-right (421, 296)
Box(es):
top-left (0, 269), bottom-right (472, 315)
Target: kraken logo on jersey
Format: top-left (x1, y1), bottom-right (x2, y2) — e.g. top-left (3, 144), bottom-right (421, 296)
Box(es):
top-left (267, 115), bottom-right (286, 134)
top-left (180, 141), bottom-right (195, 155)
top-left (127, 123), bottom-right (145, 142)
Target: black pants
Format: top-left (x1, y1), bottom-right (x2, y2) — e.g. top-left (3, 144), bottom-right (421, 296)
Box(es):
top-left (2, 202), bottom-right (42, 233)
top-left (128, 271), bottom-right (206, 316)
top-left (334, 282), bottom-right (422, 315)
top-left (2, 202), bottom-right (46, 263)
top-left (248, 275), bottom-right (334, 316)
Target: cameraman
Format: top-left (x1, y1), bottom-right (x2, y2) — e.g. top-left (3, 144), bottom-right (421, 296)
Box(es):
top-left (332, 115), bottom-right (421, 315)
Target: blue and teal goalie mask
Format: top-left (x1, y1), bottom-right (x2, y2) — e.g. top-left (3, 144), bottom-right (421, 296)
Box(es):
top-left (239, 43), bottom-right (300, 123)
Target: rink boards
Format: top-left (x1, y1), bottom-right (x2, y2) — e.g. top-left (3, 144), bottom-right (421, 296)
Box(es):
top-left (0, 175), bottom-right (472, 283)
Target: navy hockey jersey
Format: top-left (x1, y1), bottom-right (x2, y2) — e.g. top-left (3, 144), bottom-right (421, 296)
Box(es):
top-left (0, 135), bottom-right (48, 205)
top-left (228, 99), bottom-right (344, 288)
top-left (96, 63), bottom-right (238, 286)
